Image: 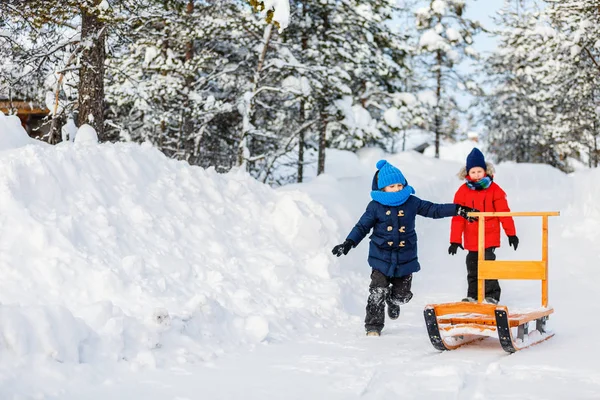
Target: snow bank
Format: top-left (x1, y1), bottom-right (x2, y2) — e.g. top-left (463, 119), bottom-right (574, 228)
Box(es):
top-left (0, 114), bottom-right (347, 367)
top-left (0, 112), bottom-right (38, 151)
top-left (74, 123), bottom-right (98, 144)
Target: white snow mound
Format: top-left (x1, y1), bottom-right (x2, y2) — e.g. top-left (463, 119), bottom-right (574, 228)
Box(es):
top-left (0, 116), bottom-right (346, 366)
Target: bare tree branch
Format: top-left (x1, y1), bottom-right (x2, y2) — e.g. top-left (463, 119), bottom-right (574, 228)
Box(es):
top-left (584, 46), bottom-right (600, 74)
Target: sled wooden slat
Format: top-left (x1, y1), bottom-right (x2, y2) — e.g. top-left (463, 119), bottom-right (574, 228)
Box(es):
top-left (428, 302), bottom-right (497, 317)
top-left (542, 214), bottom-right (549, 307)
top-left (436, 307), bottom-right (554, 328)
top-left (438, 315), bottom-right (496, 326)
top-left (478, 260), bottom-right (546, 280)
top-left (507, 308), bottom-right (554, 326)
top-left (440, 323), bottom-right (497, 333)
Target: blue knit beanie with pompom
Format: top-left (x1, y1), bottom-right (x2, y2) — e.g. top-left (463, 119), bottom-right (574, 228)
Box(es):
top-left (376, 160), bottom-right (407, 189)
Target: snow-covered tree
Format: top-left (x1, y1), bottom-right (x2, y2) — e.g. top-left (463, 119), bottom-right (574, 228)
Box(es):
top-left (482, 5), bottom-right (559, 166)
top-left (1, 0), bottom-right (471, 183)
top-left (0, 3), bottom-right (79, 141)
top-left (542, 0), bottom-right (600, 167)
top-left (107, 0), bottom-right (307, 183)
top-left (484, 0), bottom-right (600, 171)
top-left (14, 0), bottom-right (118, 140)
top-left (107, 0), bottom-right (238, 164)
top-left (415, 0), bottom-right (483, 158)
top-left (0, 0), bottom-right (155, 142)
top-left (277, 0), bottom-right (417, 177)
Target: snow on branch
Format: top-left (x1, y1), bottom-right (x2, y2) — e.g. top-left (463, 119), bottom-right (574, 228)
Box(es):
top-left (583, 47), bottom-right (600, 74)
top-left (247, 0), bottom-right (290, 32)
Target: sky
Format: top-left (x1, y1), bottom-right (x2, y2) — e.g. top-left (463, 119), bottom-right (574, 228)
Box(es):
top-left (466, 0), bottom-right (504, 56)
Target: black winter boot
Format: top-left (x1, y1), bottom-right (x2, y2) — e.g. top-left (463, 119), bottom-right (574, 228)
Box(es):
top-left (386, 274), bottom-right (413, 320)
top-left (365, 286), bottom-right (387, 334)
top-left (387, 302), bottom-right (400, 320)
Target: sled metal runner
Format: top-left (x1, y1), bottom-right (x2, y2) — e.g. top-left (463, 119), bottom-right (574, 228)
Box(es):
top-left (424, 211), bottom-right (559, 353)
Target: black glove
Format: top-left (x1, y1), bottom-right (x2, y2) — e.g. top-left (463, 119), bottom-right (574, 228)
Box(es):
top-left (455, 204), bottom-right (479, 223)
top-left (332, 239), bottom-right (355, 257)
top-left (508, 235), bottom-right (519, 250)
top-left (448, 242), bottom-right (464, 255)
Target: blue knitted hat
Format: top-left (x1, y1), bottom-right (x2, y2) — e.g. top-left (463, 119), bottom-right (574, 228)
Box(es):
top-left (466, 148), bottom-right (486, 172)
top-left (375, 160), bottom-right (407, 189)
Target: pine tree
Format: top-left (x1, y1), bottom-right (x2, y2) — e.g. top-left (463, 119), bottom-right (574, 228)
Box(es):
top-left (1, 0), bottom-right (153, 142)
top-left (106, 0), bottom-right (239, 164)
top-left (542, 0), bottom-right (600, 168)
top-left (484, 0), bottom-right (600, 171)
top-left (0, 3), bottom-right (79, 141)
top-left (17, 0), bottom-right (119, 140)
top-left (482, 5), bottom-right (558, 166)
top-left (276, 0), bottom-right (416, 178)
top-left (415, 0), bottom-right (483, 158)
top-left (107, 0), bottom-right (306, 183)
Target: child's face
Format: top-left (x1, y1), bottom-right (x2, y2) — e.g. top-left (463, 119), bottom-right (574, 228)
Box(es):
top-left (382, 183), bottom-right (404, 192)
top-left (468, 167), bottom-right (486, 181)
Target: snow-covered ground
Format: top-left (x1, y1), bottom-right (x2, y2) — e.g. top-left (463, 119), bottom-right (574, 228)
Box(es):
top-left (0, 112), bottom-right (599, 399)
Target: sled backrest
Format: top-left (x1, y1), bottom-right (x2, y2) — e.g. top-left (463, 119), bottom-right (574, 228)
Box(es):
top-left (467, 211), bottom-right (560, 307)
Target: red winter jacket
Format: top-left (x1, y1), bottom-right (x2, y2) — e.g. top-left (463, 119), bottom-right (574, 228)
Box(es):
top-left (450, 181), bottom-right (516, 251)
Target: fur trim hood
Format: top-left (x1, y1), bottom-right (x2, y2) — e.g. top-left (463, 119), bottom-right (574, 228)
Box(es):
top-left (457, 162), bottom-right (495, 180)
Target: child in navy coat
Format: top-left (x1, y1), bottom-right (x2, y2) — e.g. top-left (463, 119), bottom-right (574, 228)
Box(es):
top-left (332, 160), bottom-right (476, 336)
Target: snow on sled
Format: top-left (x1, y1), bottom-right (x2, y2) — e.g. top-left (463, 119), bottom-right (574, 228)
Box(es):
top-left (424, 211), bottom-right (559, 353)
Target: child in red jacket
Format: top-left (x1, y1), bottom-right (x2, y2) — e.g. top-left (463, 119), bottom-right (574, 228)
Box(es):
top-left (448, 148), bottom-right (519, 304)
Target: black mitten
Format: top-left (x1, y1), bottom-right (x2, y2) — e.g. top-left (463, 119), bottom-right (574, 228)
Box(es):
top-left (455, 204), bottom-right (479, 223)
top-left (508, 235), bottom-right (519, 250)
top-left (332, 239), bottom-right (355, 257)
top-left (448, 242), bottom-right (464, 255)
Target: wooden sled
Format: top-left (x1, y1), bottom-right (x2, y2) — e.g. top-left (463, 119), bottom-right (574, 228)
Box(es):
top-left (424, 211), bottom-right (559, 353)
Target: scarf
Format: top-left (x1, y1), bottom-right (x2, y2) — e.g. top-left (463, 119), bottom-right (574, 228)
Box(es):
top-left (465, 176), bottom-right (492, 191)
top-left (370, 185), bottom-right (415, 206)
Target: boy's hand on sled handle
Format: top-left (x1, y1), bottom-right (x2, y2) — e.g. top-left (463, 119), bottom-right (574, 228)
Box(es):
top-left (448, 242), bottom-right (464, 255)
top-left (455, 204), bottom-right (479, 223)
top-left (332, 239), bottom-right (355, 257)
top-left (508, 235), bottom-right (519, 250)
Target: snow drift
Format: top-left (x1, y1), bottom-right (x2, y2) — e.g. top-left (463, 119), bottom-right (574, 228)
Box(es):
top-left (0, 112), bottom-right (349, 367)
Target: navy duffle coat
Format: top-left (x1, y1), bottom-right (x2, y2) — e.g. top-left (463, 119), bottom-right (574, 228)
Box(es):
top-left (347, 178), bottom-right (456, 278)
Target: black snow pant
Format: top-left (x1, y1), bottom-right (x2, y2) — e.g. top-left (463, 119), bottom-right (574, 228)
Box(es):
top-left (466, 248), bottom-right (501, 302)
top-left (365, 269), bottom-right (413, 333)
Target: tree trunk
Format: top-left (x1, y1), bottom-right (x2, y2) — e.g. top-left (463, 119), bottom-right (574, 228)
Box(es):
top-left (317, 112), bottom-right (326, 175)
top-left (316, 8), bottom-right (330, 176)
top-left (297, 0), bottom-right (308, 183)
top-left (49, 114), bottom-right (64, 144)
top-left (186, 1), bottom-right (194, 62)
top-left (181, 0), bottom-right (195, 157)
top-left (298, 101), bottom-right (305, 182)
top-left (78, 2), bottom-right (106, 140)
top-left (237, 24), bottom-right (273, 168)
top-left (593, 120), bottom-right (599, 168)
top-left (434, 50), bottom-right (442, 159)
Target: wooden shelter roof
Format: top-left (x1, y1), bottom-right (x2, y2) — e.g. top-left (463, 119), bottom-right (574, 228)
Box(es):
top-left (0, 100), bottom-right (49, 116)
